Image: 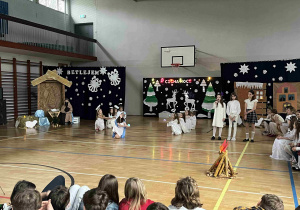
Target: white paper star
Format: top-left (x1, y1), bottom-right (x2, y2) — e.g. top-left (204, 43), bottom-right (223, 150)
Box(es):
top-left (194, 89), bottom-right (198, 93)
top-left (239, 64), bottom-right (250, 74)
top-left (144, 80), bottom-right (147, 83)
top-left (267, 101), bottom-right (270, 103)
top-left (268, 83), bottom-right (271, 86)
top-left (100, 67), bottom-right (107, 75)
top-left (81, 103), bottom-right (84, 106)
top-left (234, 73), bottom-right (238, 77)
top-left (225, 91), bottom-right (229, 94)
top-left (56, 67), bottom-right (63, 76)
top-left (269, 96), bottom-right (272, 99)
top-left (195, 81), bottom-right (199, 85)
top-left (285, 62), bottom-right (297, 73)
top-left (263, 70), bottom-right (267, 74)
top-left (273, 65), bottom-right (276, 68)
top-left (227, 80), bottom-right (230, 83)
top-left (279, 76), bottom-right (283, 81)
top-left (254, 67), bottom-right (257, 70)
top-left (165, 88), bottom-right (168, 91)
top-left (215, 80), bottom-right (219, 84)
top-left (255, 75), bottom-right (258, 78)
top-left (272, 78), bottom-right (275, 81)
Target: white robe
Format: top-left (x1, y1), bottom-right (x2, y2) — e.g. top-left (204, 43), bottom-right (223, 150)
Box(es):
top-left (113, 122), bottom-right (125, 136)
top-left (190, 116), bottom-right (196, 129)
top-left (180, 118), bottom-right (190, 133)
top-left (167, 119), bottom-right (182, 135)
top-left (270, 129), bottom-right (295, 161)
top-left (185, 116), bottom-right (192, 130)
top-left (95, 118), bottom-right (105, 131)
top-left (106, 114), bottom-right (115, 129)
top-left (212, 102), bottom-right (226, 128)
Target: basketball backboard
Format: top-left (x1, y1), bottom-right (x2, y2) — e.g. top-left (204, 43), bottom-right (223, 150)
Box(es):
top-left (161, 45), bottom-right (195, 67)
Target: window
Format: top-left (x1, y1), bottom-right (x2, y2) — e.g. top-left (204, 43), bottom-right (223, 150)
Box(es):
top-left (255, 90), bottom-right (264, 100)
top-left (279, 95), bottom-right (286, 102)
top-left (284, 87), bottom-right (288, 93)
top-left (288, 94), bottom-right (295, 100)
top-left (39, 0), bottom-right (65, 13)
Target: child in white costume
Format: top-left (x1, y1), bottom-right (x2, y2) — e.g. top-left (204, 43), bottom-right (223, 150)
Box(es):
top-left (211, 94), bottom-right (226, 140)
top-left (185, 110), bottom-right (192, 130)
top-left (112, 111), bottom-right (129, 139)
top-left (190, 111), bottom-right (196, 129)
top-left (167, 113), bottom-right (182, 135)
top-left (270, 116), bottom-right (297, 160)
top-left (106, 107), bottom-right (115, 129)
top-left (95, 108), bottom-right (105, 131)
top-left (179, 112), bottom-right (190, 133)
top-left (226, 92), bottom-right (241, 141)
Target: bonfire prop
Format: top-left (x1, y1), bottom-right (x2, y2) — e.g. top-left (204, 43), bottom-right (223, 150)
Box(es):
top-left (206, 140), bottom-right (237, 178)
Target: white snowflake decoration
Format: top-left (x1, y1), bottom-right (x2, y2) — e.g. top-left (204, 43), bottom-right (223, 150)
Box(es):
top-left (225, 91), bottom-right (229, 94)
top-left (161, 103), bottom-right (164, 105)
top-left (83, 91), bottom-right (85, 93)
top-left (107, 69), bottom-right (121, 86)
top-left (272, 78), bottom-right (275, 81)
top-left (165, 88), bottom-right (168, 91)
top-left (101, 103), bottom-right (103, 106)
top-left (195, 81), bottom-right (199, 85)
top-left (279, 76), bottom-right (283, 81)
top-left (108, 90), bottom-right (111, 94)
top-left (269, 96), bottom-right (272, 99)
top-left (234, 73), bottom-right (238, 77)
top-left (254, 75), bottom-right (258, 78)
top-left (76, 77), bottom-right (78, 79)
top-left (83, 77), bottom-right (86, 80)
top-left (239, 64), bottom-right (249, 74)
top-left (109, 102), bottom-right (112, 106)
top-left (89, 97), bottom-right (93, 101)
top-left (285, 62), bottom-right (297, 73)
top-left (100, 88), bottom-right (102, 91)
top-left (194, 89), bottom-right (198, 93)
top-left (65, 89), bottom-right (67, 92)
top-left (96, 96), bottom-right (99, 99)
top-left (227, 80), bottom-right (230, 83)
top-left (70, 97), bottom-right (72, 100)
top-left (82, 82), bottom-right (85, 85)
top-left (215, 80), bottom-right (219, 84)
top-left (88, 76), bottom-right (102, 92)
top-left (165, 94), bottom-right (168, 97)
top-left (267, 101), bottom-right (270, 104)
top-left (66, 76), bottom-right (68, 79)
top-left (194, 79), bottom-right (196, 81)
top-left (180, 97), bottom-right (184, 100)
top-left (76, 83), bottom-right (78, 86)
top-left (88, 103), bottom-right (91, 106)
top-left (81, 103), bottom-right (84, 106)
top-left (273, 65), bottom-right (276, 68)
top-left (144, 80), bottom-right (147, 83)
top-left (143, 92), bottom-right (145, 94)
top-left (268, 83), bottom-right (271, 86)
top-left (56, 67), bottom-right (63, 76)
top-left (263, 70), bottom-right (267, 74)
top-left (120, 98), bottom-right (123, 101)
top-left (116, 94), bottom-right (118, 97)
top-left (103, 79), bottom-right (106, 82)
top-left (100, 67), bottom-right (107, 75)
top-left (75, 89), bottom-right (78, 92)
top-left (77, 93), bottom-right (80, 96)
top-left (171, 84), bottom-right (173, 86)
top-left (103, 95), bottom-right (106, 98)
top-left (196, 100), bottom-right (199, 103)
top-left (186, 84), bottom-right (188, 86)
top-left (254, 67), bottom-right (257, 70)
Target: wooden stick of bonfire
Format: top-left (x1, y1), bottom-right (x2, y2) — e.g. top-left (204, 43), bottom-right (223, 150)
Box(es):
top-left (206, 139), bottom-right (236, 178)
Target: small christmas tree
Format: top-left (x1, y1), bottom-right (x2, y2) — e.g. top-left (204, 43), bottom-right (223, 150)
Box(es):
top-left (154, 80), bottom-right (161, 91)
top-left (202, 82), bottom-right (216, 113)
top-left (144, 83), bottom-right (158, 112)
top-left (200, 79), bottom-right (207, 92)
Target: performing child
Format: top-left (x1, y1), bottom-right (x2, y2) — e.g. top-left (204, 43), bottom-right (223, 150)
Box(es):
top-left (226, 92), bottom-right (241, 141)
top-left (211, 93), bottom-right (226, 140)
top-left (243, 90), bottom-right (258, 142)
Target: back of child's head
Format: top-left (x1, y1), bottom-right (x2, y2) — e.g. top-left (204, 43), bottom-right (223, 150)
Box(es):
top-left (98, 174), bottom-right (119, 204)
top-left (271, 109), bottom-right (277, 114)
top-left (48, 185), bottom-right (70, 210)
top-left (260, 194), bottom-right (283, 210)
top-left (171, 176), bottom-right (203, 209)
top-left (11, 189), bottom-right (41, 210)
top-left (124, 177), bottom-right (147, 210)
top-left (11, 180), bottom-right (36, 202)
top-left (83, 188), bottom-right (109, 210)
top-left (147, 202), bottom-right (168, 210)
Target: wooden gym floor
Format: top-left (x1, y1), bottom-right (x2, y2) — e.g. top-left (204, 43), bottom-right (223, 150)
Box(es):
top-left (0, 116), bottom-right (299, 210)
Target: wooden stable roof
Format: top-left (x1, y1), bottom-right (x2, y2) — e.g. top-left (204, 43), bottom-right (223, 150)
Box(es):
top-left (31, 70), bottom-right (72, 87)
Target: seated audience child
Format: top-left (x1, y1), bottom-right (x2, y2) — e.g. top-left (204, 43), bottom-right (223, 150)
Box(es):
top-left (147, 202), bottom-right (168, 210)
top-left (48, 185), bottom-right (70, 210)
top-left (233, 194), bottom-right (284, 210)
top-left (119, 177), bottom-right (154, 210)
top-left (262, 107), bottom-right (272, 136)
top-left (280, 106), bottom-right (296, 135)
top-left (268, 109), bottom-right (284, 137)
top-left (11, 189), bottom-right (43, 210)
top-left (83, 189), bottom-right (109, 210)
top-left (98, 174), bottom-right (119, 210)
top-left (168, 176), bottom-right (205, 210)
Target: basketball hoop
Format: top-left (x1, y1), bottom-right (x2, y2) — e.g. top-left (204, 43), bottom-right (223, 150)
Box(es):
top-left (171, 63), bottom-right (181, 72)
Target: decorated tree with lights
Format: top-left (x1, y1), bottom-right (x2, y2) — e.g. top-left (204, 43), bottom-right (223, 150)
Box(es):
top-left (144, 83), bottom-right (158, 112)
top-left (202, 82), bottom-right (216, 115)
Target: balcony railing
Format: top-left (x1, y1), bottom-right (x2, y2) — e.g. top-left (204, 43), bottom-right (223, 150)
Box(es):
top-left (0, 14), bottom-right (97, 57)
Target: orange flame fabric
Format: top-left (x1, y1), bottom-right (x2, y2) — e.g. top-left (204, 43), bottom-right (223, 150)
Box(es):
top-left (220, 139), bottom-right (228, 153)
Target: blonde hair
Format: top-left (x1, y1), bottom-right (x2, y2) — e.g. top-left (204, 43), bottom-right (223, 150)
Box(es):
top-left (124, 177), bottom-right (147, 210)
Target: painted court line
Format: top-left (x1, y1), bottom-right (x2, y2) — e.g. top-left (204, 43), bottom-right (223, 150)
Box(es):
top-left (0, 146), bottom-right (288, 173)
top-left (0, 164), bottom-right (294, 200)
top-left (23, 137), bottom-right (270, 156)
top-left (213, 141), bottom-right (250, 210)
top-left (288, 162), bottom-right (299, 208)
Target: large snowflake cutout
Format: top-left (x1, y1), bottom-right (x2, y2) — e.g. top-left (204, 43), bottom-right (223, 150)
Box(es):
top-left (88, 76), bottom-right (102, 92)
top-left (107, 69), bottom-right (121, 86)
top-left (56, 67), bottom-right (63, 76)
top-left (285, 62), bottom-right (297, 73)
top-left (239, 64), bottom-right (250, 74)
top-left (100, 67), bottom-right (107, 75)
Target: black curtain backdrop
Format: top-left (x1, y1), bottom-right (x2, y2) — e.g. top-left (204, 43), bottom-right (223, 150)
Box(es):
top-left (143, 77), bottom-right (222, 117)
top-left (44, 66), bottom-right (126, 120)
top-left (221, 59), bottom-right (300, 108)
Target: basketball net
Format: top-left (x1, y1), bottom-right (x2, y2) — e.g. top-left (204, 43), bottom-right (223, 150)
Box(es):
top-left (171, 63), bottom-right (181, 72)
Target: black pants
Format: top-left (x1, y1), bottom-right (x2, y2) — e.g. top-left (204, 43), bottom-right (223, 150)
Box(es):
top-left (42, 175), bottom-right (65, 192)
top-left (293, 151), bottom-right (299, 162)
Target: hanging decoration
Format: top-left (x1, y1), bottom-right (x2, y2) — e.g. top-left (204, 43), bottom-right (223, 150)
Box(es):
top-left (200, 79), bottom-right (207, 92)
top-left (144, 83), bottom-right (158, 113)
top-left (107, 69), bottom-right (121, 86)
top-left (236, 82), bottom-right (263, 90)
top-left (154, 80), bottom-right (161, 91)
top-left (88, 76), bottom-right (102, 92)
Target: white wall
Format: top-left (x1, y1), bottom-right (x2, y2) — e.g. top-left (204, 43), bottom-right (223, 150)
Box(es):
top-left (70, 0), bottom-right (300, 115)
top-left (3, 0), bottom-right (72, 32)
